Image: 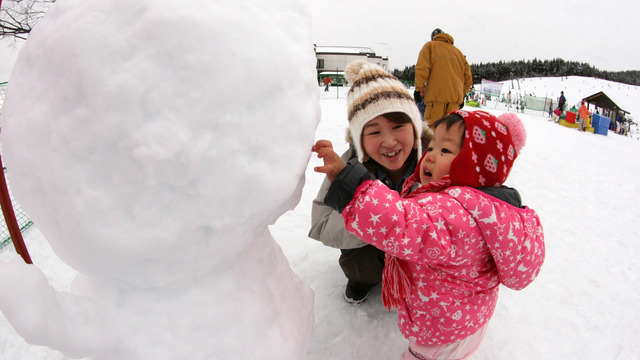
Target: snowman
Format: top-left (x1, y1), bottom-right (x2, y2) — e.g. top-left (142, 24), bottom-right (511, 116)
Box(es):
top-left (0, 0), bottom-right (317, 358)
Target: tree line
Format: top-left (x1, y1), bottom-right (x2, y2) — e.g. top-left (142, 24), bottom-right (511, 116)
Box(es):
top-left (393, 58), bottom-right (640, 87)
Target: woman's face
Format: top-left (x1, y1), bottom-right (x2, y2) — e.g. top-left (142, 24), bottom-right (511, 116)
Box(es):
top-left (361, 115), bottom-right (415, 172)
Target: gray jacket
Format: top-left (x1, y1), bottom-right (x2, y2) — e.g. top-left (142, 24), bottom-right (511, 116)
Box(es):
top-left (308, 147), bottom-right (368, 249)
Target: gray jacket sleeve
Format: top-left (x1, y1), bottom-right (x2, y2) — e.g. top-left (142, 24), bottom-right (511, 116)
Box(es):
top-left (308, 149), bottom-right (369, 249)
top-left (324, 159), bottom-right (373, 214)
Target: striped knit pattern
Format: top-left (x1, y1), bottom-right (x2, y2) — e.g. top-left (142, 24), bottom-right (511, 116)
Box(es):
top-left (344, 60), bottom-right (423, 162)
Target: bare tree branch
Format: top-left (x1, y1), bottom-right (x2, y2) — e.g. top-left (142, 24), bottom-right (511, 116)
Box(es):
top-left (1, 0), bottom-right (56, 45)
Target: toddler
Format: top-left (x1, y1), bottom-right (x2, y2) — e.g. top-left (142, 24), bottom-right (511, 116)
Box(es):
top-left (312, 110), bottom-right (545, 359)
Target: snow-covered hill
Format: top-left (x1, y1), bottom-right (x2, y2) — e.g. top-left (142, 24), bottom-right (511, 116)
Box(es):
top-left (488, 75), bottom-right (640, 119)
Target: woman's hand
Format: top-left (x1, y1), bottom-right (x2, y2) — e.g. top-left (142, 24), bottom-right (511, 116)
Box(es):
top-left (311, 140), bottom-right (346, 182)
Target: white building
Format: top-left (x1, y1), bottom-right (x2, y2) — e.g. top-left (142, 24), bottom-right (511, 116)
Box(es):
top-left (315, 45), bottom-right (389, 85)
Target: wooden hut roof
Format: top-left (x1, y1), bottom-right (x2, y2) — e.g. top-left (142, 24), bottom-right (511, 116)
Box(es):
top-left (582, 91), bottom-right (629, 114)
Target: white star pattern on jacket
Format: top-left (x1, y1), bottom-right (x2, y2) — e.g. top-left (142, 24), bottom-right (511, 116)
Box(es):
top-left (340, 180), bottom-right (545, 346)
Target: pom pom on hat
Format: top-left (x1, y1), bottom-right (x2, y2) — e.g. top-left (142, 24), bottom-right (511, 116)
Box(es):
top-left (344, 59), bottom-right (368, 84)
top-left (449, 110), bottom-right (526, 187)
top-left (344, 60), bottom-right (423, 162)
top-left (497, 112), bottom-right (526, 153)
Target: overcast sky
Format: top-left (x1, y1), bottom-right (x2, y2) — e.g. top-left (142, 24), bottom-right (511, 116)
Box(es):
top-left (308, 0), bottom-right (640, 72)
top-left (1, 0), bottom-right (639, 82)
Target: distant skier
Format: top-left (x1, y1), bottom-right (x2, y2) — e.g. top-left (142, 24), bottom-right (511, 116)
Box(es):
top-left (578, 101), bottom-right (591, 131)
top-left (323, 76), bottom-right (331, 91)
top-left (558, 91), bottom-right (566, 112)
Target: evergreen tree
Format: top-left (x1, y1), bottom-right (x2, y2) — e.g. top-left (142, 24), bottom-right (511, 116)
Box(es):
top-left (396, 58), bottom-right (640, 86)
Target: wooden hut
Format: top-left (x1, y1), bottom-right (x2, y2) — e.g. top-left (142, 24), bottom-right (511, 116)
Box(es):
top-left (582, 91), bottom-right (629, 121)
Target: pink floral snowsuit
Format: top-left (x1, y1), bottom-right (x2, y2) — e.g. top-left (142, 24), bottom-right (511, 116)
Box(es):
top-left (341, 178), bottom-right (545, 345)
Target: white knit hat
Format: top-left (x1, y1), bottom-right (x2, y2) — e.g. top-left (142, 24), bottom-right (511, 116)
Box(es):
top-left (345, 60), bottom-right (423, 162)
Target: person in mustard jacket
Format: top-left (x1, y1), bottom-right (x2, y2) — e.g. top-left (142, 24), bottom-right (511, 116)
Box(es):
top-left (414, 28), bottom-right (473, 127)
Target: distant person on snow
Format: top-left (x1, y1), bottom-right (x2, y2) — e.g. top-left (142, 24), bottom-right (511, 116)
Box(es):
top-left (312, 110), bottom-right (545, 360)
top-left (578, 101), bottom-right (591, 131)
top-left (549, 108), bottom-right (561, 123)
top-left (558, 91), bottom-right (566, 112)
top-left (414, 28), bottom-right (473, 127)
top-left (323, 76), bottom-right (332, 91)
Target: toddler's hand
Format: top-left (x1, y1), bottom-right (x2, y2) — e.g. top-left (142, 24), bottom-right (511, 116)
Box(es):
top-left (311, 140), bottom-right (346, 182)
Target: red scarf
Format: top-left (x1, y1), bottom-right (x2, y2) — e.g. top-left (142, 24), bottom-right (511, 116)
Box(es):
top-left (382, 175), bottom-right (452, 311)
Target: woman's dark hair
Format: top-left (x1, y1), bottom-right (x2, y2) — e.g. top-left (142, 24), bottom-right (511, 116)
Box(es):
top-left (431, 113), bottom-right (466, 146)
top-left (381, 111), bottom-right (412, 125)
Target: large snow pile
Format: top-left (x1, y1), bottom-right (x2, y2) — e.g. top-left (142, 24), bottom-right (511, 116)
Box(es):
top-left (0, 0), bottom-right (319, 358)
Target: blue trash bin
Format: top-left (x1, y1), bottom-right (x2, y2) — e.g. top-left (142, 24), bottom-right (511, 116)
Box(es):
top-left (593, 114), bottom-right (610, 135)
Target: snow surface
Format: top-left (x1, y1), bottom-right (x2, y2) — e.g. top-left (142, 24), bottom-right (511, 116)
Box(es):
top-left (1, 79), bottom-right (639, 359)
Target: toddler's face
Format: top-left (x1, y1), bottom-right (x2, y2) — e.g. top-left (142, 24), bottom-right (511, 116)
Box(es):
top-left (419, 122), bottom-right (463, 184)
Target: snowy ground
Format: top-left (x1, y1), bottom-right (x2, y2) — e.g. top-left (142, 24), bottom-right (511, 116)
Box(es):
top-left (2, 80), bottom-right (640, 359)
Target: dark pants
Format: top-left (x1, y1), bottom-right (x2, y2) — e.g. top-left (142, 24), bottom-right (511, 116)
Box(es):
top-left (339, 245), bottom-right (385, 291)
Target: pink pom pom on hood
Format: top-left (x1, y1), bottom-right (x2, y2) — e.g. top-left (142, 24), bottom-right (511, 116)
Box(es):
top-left (497, 112), bottom-right (527, 154)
